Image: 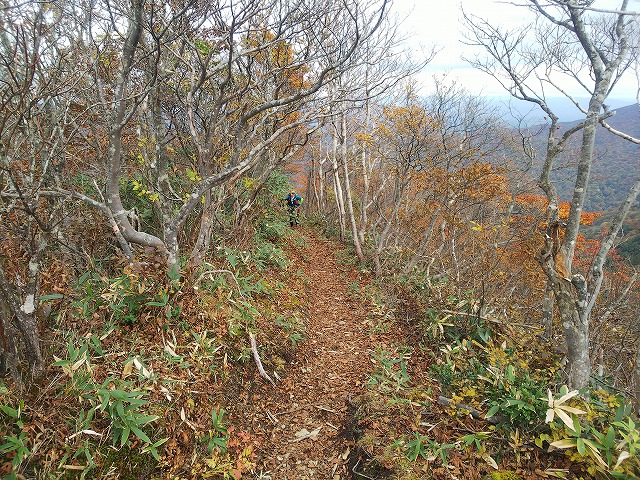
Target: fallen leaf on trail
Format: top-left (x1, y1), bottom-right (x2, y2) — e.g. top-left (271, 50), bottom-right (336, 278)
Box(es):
top-left (291, 426), bottom-right (322, 442)
top-left (133, 357), bottom-right (152, 378)
top-left (122, 359), bottom-right (133, 377)
top-left (164, 345), bottom-right (178, 357)
top-left (483, 454), bottom-right (498, 470)
top-left (160, 385), bottom-right (172, 401)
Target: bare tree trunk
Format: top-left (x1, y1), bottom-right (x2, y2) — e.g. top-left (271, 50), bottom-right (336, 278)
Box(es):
top-left (0, 238), bottom-right (47, 386)
top-left (319, 156), bottom-right (327, 213)
top-left (0, 288), bottom-right (23, 392)
top-left (191, 190), bottom-right (215, 267)
top-left (597, 270), bottom-right (638, 327)
top-left (373, 170), bottom-right (409, 277)
top-left (309, 145), bottom-right (324, 215)
top-left (331, 123), bottom-right (347, 239)
top-left (550, 0), bottom-right (631, 391)
top-left (558, 277), bottom-right (591, 390)
top-left (358, 97), bottom-right (371, 246)
top-left (541, 281), bottom-right (554, 340)
top-left (149, 79), bottom-right (176, 230)
top-left (450, 226), bottom-right (461, 283)
top-left (107, 0), bottom-right (157, 246)
top-left (464, 0), bottom-right (635, 391)
top-left (306, 167), bottom-right (314, 214)
top-left (340, 114), bottom-right (364, 262)
top-left (584, 179), bottom-right (640, 320)
top-left (402, 216), bottom-right (438, 274)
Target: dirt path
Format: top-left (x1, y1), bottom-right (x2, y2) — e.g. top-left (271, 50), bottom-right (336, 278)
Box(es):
top-left (255, 232), bottom-right (377, 479)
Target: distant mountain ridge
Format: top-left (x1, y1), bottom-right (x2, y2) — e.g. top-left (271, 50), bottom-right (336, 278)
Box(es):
top-left (544, 103), bottom-right (639, 212)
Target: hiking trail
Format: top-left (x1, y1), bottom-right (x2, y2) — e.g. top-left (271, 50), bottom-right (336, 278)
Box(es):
top-left (250, 231), bottom-right (384, 479)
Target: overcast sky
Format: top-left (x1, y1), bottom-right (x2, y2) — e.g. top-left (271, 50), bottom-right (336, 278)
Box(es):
top-left (392, 0), bottom-right (640, 108)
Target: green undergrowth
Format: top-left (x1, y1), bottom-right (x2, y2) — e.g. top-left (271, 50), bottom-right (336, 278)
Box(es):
top-left (1, 221), bottom-right (309, 479)
top-left (347, 270), bottom-right (640, 480)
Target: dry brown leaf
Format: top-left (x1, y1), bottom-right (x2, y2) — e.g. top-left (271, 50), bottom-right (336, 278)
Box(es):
top-left (291, 426), bottom-right (322, 442)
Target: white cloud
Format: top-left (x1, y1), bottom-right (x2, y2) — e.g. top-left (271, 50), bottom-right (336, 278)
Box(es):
top-left (394, 0), bottom-right (639, 101)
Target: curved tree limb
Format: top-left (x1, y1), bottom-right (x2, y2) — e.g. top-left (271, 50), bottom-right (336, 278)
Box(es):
top-left (249, 332), bottom-right (275, 386)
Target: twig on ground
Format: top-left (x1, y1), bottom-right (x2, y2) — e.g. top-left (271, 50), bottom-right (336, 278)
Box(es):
top-left (271, 406), bottom-right (306, 416)
top-left (266, 410), bottom-right (278, 423)
top-left (194, 268), bottom-right (245, 298)
top-left (249, 332), bottom-right (275, 386)
top-left (591, 375), bottom-right (631, 395)
top-left (315, 405), bottom-right (336, 413)
top-left (352, 458), bottom-right (376, 480)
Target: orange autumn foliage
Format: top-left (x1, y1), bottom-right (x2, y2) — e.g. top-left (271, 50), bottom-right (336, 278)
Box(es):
top-left (514, 195), bottom-right (602, 226)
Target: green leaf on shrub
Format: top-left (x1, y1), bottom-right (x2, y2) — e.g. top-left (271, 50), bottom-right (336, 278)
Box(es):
top-left (576, 437), bottom-right (585, 455)
top-left (130, 425), bottom-right (151, 444)
top-left (486, 405), bottom-right (500, 418)
top-left (39, 293), bottom-right (65, 301)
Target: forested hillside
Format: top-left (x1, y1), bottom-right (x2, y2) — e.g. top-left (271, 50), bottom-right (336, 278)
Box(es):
top-left (588, 205), bottom-right (640, 265)
top-left (529, 103), bottom-right (640, 264)
top-left (540, 104), bottom-right (640, 212)
top-left (1, 1), bottom-right (640, 479)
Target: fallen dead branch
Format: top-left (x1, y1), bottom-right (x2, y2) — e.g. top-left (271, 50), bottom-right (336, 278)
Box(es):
top-left (249, 332), bottom-right (275, 386)
top-left (314, 405), bottom-right (336, 413)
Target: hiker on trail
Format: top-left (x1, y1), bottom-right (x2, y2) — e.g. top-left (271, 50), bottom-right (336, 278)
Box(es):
top-left (284, 190), bottom-right (303, 226)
